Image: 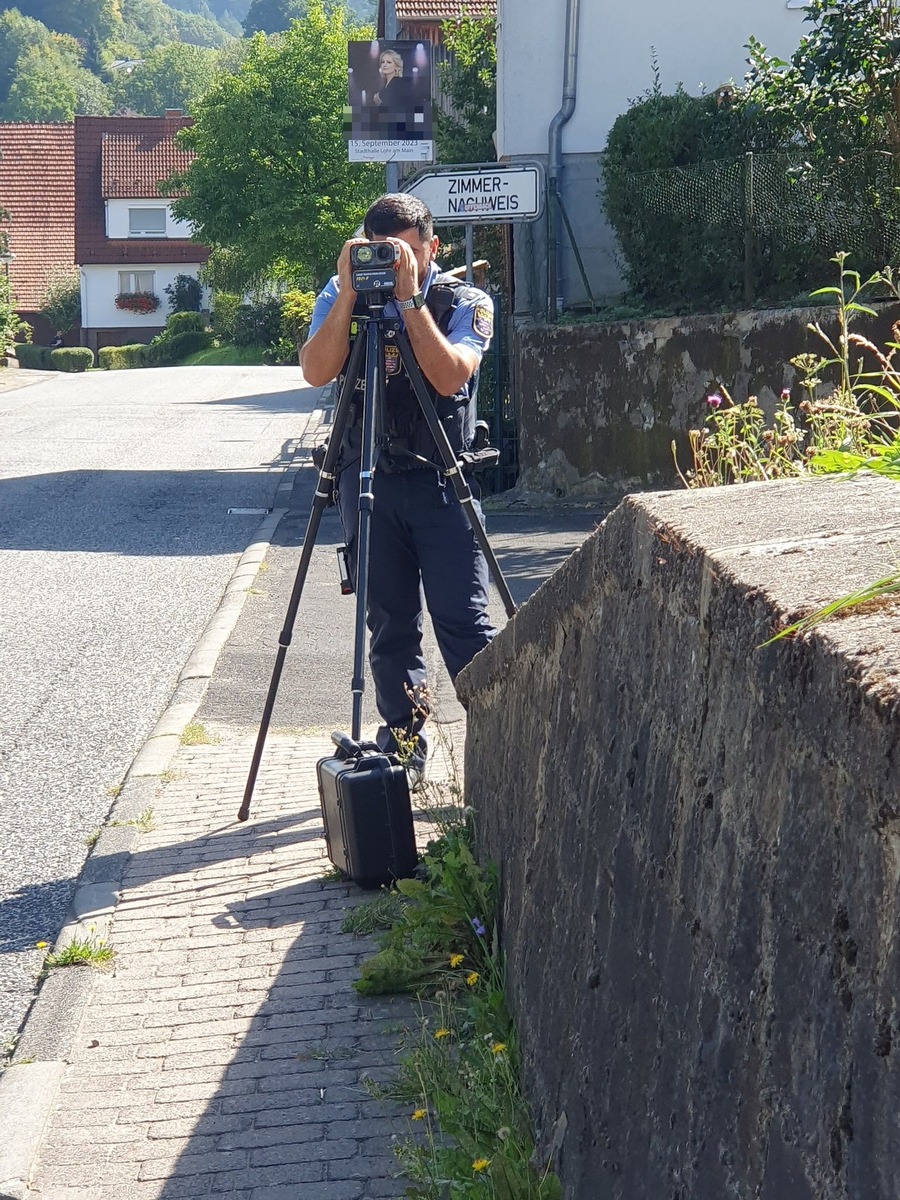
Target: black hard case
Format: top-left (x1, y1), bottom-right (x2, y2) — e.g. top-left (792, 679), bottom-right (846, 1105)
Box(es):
top-left (316, 746), bottom-right (418, 889)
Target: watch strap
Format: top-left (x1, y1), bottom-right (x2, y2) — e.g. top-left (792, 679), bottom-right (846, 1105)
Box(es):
top-left (396, 291), bottom-right (425, 311)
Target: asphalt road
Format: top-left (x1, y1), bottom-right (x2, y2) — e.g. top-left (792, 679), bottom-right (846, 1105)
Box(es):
top-left (0, 363), bottom-right (313, 1052)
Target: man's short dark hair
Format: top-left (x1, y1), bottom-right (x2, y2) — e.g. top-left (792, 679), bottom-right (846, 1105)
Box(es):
top-left (364, 193), bottom-right (434, 241)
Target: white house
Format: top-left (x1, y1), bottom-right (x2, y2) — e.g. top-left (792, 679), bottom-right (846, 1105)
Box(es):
top-left (75, 112), bottom-right (208, 352)
top-left (496, 0), bottom-right (807, 312)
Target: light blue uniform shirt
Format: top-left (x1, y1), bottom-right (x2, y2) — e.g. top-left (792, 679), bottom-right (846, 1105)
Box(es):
top-left (307, 260), bottom-right (494, 364)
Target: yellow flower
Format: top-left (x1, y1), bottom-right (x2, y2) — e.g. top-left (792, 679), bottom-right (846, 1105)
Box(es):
top-left (491, 1042), bottom-right (507, 1055)
top-left (434, 1028), bottom-right (450, 1040)
top-left (466, 971), bottom-right (479, 986)
top-left (449, 953), bottom-right (464, 968)
top-left (35, 941), bottom-right (48, 949)
top-left (412, 1108), bottom-right (427, 1121)
top-left (472, 1158), bottom-right (491, 1172)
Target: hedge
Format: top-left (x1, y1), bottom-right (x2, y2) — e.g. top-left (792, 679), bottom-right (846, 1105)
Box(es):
top-left (98, 344), bottom-right (149, 370)
top-left (166, 311), bottom-right (207, 335)
top-left (50, 347), bottom-right (94, 372)
top-left (147, 327), bottom-right (214, 365)
top-left (14, 343), bottom-right (52, 369)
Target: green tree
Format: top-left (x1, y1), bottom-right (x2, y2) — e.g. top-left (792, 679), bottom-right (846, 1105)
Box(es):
top-left (1, 40), bottom-right (112, 119)
top-left (109, 42), bottom-right (220, 113)
top-left (241, 0), bottom-right (305, 36)
top-left (435, 11), bottom-right (496, 164)
top-left (12, 0), bottom-right (122, 40)
top-left (0, 8), bottom-right (53, 104)
top-left (743, 0), bottom-right (900, 160)
top-left (40, 269), bottom-right (81, 334)
top-left (170, 0), bottom-right (382, 287)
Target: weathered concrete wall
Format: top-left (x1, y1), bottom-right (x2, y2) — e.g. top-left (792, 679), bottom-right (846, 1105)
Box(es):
top-left (458, 476), bottom-right (900, 1200)
top-left (512, 305), bottom-right (900, 497)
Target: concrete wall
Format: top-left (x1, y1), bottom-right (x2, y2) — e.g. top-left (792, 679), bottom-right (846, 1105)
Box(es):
top-left (458, 474), bottom-right (900, 1200)
top-left (509, 302), bottom-right (900, 497)
top-left (497, 0), bottom-right (804, 160)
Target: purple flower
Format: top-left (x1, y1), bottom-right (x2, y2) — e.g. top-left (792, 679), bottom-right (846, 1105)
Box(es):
top-left (780, 388), bottom-right (791, 402)
top-left (471, 917), bottom-right (486, 938)
top-left (706, 392), bottom-right (723, 410)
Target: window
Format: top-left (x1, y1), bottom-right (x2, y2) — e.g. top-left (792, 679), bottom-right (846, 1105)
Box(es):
top-left (128, 207), bottom-right (166, 236)
top-left (118, 271), bottom-right (155, 293)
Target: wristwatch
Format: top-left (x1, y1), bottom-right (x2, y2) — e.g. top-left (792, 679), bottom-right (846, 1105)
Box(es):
top-left (396, 292), bottom-right (426, 311)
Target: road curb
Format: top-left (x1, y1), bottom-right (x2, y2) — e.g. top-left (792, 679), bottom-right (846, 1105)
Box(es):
top-left (0, 405), bottom-right (327, 1198)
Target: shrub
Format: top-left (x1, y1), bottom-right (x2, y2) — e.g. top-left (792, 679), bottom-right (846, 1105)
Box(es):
top-left (166, 311), bottom-right (207, 334)
top-left (147, 328), bottom-right (213, 364)
top-left (98, 344), bottom-right (149, 370)
top-left (40, 269), bottom-right (81, 334)
top-left (50, 347), bottom-right (94, 372)
top-left (280, 288), bottom-right (315, 343)
top-left (165, 273), bottom-right (203, 313)
top-left (210, 291), bottom-right (240, 340)
top-left (232, 298), bottom-right (282, 347)
top-left (14, 343), bottom-right (51, 369)
top-left (264, 335), bottom-right (299, 365)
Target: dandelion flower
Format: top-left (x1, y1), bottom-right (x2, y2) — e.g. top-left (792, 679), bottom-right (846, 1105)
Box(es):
top-left (35, 941), bottom-right (48, 949)
top-left (412, 1108), bottom-right (427, 1121)
top-left (466, 971), bottom-right (479, 986)
top-left (496, 1126), bottom-right (510, 1141)
top-left (472, 1158), bottom-right (491, 1172)
top-left (434, 1028), bottom-right (450, 1040)
top-left (491, 1042), bottom-right (507, 1054)
top-left (449, 953), bottom-right (464, 968)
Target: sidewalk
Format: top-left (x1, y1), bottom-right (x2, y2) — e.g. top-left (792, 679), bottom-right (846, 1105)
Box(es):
top-left (0, 383), bottom-right (608, 1199)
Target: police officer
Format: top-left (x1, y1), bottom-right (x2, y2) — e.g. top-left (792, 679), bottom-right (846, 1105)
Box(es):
top-left (300, 194), bottom-right (497, 784)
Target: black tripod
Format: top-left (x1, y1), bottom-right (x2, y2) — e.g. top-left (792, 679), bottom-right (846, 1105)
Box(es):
top-left (237, 289), bottom-right (516, 822)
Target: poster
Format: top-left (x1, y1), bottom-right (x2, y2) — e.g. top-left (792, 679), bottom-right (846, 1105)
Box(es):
top-left (346, 40), bottom-right (434, 164)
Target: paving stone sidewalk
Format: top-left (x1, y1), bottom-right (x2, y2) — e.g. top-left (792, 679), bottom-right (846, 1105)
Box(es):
top-left (24, 729), bottom-right (442, 1199)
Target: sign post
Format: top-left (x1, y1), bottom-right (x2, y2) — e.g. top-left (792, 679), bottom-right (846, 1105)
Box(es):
top-left (402, 162), bottom-right (545, 226)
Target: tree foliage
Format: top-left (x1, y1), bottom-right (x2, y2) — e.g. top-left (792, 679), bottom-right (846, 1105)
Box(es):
top-left (169, 0), bottom-right (382, 287)
top-left (241, 0), bottom-right (306, 36)
top-left (11, 0), bottom-right (123, 41)
top-left (435, 12), bottom-right (496, 164)
top-left (742, 0), bottom-right (900, 160)
top-left (40, 269), bottom-right (82, 334)
top-left (109, 42), bottom-right (220, 113)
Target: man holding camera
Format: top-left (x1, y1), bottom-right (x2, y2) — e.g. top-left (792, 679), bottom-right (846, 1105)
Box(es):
top-left (300, 193), bottom-right (497, 783)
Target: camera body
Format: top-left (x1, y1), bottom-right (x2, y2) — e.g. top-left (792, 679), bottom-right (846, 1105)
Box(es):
top-left (350, 241), bottom-right (398, 294)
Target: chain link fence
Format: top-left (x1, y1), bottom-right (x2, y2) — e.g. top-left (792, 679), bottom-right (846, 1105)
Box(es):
top-left (607, 150), bottom-right (900, 307)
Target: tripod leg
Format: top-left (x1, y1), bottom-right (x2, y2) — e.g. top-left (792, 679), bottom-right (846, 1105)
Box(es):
top-left (393, 330), bottom-right (517, 619)
top-left (349, 317), bottom-right (383, 741)
top-left (237, 334), bottom-right (366, 822)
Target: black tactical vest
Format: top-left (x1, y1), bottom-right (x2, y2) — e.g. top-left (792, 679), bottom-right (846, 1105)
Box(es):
top-left (337, 273), bottom-right (483, 471)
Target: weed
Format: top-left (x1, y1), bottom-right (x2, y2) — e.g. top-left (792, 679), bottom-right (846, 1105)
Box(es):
top-left (160, 769), bottom-right (186, 784)
top-left (44, 935), bottom-right (114, 971)
top-left (321, 864), bottom-right (347, 883)
top-left (110, 808), bottom-right (155, 832)
top-left (180, 722), bottom-right (220, 747)
top-left (106, 783), bottom-right (122, 799)
top-left (84, 829), bottom-right (101, 849)
top-left (341, 891), bottom-right (408, 936)
top-left (299, 1045), bottom-right (355, 1062)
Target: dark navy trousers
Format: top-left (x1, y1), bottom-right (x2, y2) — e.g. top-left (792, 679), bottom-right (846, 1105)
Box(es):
top-left (337, 465), bottom-right (496, 768)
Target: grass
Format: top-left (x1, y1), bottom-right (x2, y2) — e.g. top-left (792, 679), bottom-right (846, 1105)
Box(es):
top-left (180, 344), bottom-right (268, 367)
top-left (180, 721), bottom-right (220, 746)
top-left (110, 807), bottom-right (155, 832)
top-left (341, 890), bottom-right (408, 936)
top-left (44, 935), bottom-right (114, 970)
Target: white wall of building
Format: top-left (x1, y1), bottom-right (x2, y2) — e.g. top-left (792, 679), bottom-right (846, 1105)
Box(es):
top-left (497, 0), bottom-right (806, 159)
top-left (105, 199), bottom-right (193, 240)
top-left (80, 263), bottom-right (206, 329)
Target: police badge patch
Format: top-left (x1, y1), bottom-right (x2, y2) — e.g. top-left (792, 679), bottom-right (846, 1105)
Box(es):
top-left (473, 304), bottom-right (493, 339)
top-left (384, 344), bottom-right (401, 375)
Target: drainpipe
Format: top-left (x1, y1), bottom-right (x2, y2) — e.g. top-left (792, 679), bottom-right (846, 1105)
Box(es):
top-left (548, 0), bottom-right (581, 321)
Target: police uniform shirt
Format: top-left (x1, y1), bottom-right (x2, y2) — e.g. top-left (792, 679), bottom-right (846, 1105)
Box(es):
top-left (307, 260), bottom-right (494, 371)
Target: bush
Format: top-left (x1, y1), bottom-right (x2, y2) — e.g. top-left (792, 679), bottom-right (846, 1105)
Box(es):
top-left (40, 269), bottom-right (81, 335)
top-left (98, 343), bottom-right (149, 370)
top-left (147, 328), bottom-right (213, 365)
top-left (210, 291), bottom-right (240, 340)
top-left (14, 343), bottom-right (51, 369)
top-left (166, 310), bottom-right (207, 334)
top-left (165, 273), bottom-right (203, 313)
top-left (281, 289), bottom-right (315, 343)
top-left (232, 298), bottom-right (282, 347)
top-left (50, 347), bottom-right (94, 372)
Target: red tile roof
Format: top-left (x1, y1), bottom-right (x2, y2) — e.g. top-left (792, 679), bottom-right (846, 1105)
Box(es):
top-left (101, 132), bottom-right (195, 199)
top-left (0, 123), bottom-right (75, 312)
top-left (396, 0), bottom-right (495, 19)
top-left (75, 114), bottom-right (208, 267)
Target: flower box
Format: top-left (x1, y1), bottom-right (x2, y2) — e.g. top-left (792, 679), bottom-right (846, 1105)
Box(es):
top-left (115, 291), bottom-right (161, 315)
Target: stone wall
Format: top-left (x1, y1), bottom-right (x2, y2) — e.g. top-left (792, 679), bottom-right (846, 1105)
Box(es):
top-left (511, 304), bottom-right (900, 497)
top-left (457, 475), bottom-right (900, 1200)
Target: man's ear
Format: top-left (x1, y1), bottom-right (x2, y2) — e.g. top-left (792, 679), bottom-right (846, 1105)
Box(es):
top-left (430, 235), bottom-right (439, 257)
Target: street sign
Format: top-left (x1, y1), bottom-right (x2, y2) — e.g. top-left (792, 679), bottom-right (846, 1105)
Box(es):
top-left (403, 162), bottom-right (544, 225)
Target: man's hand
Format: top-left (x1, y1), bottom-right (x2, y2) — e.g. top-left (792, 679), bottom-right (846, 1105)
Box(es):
top-left (378, 237), bottom-right (419, 302)
top-left (336, 237), bottom-right (372, 295)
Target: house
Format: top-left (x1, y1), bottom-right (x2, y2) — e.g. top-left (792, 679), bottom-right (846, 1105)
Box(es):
top-left (0, 123), bottom-right (76, 344)
top-left (496, 0), bottom-right (806, 313)
top-left (75, 111), bottom-right (209, 352)
top-left (383, 0), bottom-right (496, 44)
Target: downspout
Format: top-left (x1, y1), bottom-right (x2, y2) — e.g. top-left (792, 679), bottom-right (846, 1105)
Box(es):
top-left (548, 0), bottom-right (581, 322)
